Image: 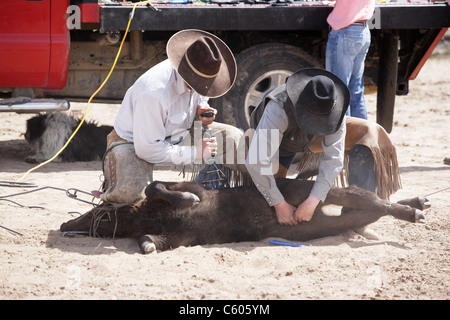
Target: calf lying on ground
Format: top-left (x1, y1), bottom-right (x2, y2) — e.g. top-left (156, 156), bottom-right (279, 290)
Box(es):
top-left (60, 179), bottom-right (429, 254)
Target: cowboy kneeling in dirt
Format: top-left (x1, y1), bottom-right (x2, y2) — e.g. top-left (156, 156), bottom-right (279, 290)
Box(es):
top-left (102, 30), bottom-right (247, 203)
top-left (246, 68), bottom-right (401, 225)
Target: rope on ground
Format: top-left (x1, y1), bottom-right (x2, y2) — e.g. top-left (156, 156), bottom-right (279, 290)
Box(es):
top-left (424, 186), bottom-right (450, 197)
top-left (0, 225), bottom-right (24, 237)
top-left (0, 185), bottom-right (101, 207)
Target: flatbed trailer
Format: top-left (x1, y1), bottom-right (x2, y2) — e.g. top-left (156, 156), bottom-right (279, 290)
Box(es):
top-left (1, 0), bottom-right (449, 132)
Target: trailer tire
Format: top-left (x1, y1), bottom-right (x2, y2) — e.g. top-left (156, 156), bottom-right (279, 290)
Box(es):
top-left (212, 43), bottom-right (321, 130)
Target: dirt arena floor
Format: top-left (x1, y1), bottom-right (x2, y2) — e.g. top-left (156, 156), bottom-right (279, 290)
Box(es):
top-left (1, 51), bottom-right (449, 300)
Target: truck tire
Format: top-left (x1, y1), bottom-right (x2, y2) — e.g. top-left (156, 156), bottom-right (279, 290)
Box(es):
top-left (213, 43), bottom-right (321, 130)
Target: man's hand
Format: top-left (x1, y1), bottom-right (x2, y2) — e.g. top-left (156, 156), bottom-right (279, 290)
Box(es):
top-left (294, 195), bottom-right (320, 223)
top-left (197, 104), bottom-right (217, 126)
top-left (274, 200), bottom-right (298, 225)
top-left (274, 195), bottom-right (320, 225)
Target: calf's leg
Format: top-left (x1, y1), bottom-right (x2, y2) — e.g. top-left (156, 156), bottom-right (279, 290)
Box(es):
top-left (324, 185), bottom-right (389, 211)
top-left (138, 233), bottom-right (199, 253)
top-left (397, 196), bottom-right (431, 210)
top-left (324, 185), bottom-right (426, 222)
top-left (265, 208), bottom-right (384, 242)
top-left (138, 234), bottom-right (172, 253)
top-left (278, 179), bottom-right (426, 224)
top-left (268, 203), bottom-right (424, 243)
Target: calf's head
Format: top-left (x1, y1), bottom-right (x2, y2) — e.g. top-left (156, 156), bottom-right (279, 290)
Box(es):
top-left (60, 181), bottom-right (208, 238)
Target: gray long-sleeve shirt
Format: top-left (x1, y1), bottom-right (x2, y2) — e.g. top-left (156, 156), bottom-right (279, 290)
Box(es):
top-left (245, 100), bottom-right (346, 206)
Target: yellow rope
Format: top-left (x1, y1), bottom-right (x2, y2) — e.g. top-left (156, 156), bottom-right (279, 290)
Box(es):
top-left (17, 3), bottom-right (141, 182)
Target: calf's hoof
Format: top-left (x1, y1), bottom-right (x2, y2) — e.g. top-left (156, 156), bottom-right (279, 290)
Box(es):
top-left (138, 235), bottom-right (157, 254)
top-left (398, 196), bottom-right (431, 211)
top-left (182, 192), bottom-right (200, 206)
top-left (418, 197), bottom-right (431, 210)
top-left (415, 209), bottom-right (425, 224)
top-left (142, 242), bottom-right (156, 254)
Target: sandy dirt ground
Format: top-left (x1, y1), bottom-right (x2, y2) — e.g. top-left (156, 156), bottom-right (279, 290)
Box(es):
top-left (1, 51), bottom-right (449, 301)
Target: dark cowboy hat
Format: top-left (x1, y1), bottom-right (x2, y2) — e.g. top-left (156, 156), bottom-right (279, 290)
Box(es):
top-left (167, 29), bottom-right (237, 98)
top-left (286, 68), bottom-right (350, 136)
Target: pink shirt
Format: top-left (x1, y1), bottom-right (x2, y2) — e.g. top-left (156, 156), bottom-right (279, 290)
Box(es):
top-left (327, 0), bottom-right (375, 31)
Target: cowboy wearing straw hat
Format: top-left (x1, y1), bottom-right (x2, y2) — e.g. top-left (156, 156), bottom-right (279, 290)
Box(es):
top-left (102, 30), bottom-right (247, 203)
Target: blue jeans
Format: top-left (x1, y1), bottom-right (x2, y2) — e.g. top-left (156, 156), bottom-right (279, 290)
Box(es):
top-left (348, 145), bottom-right (376, 193)
top-left (326, 25), bottom-right (371, 119)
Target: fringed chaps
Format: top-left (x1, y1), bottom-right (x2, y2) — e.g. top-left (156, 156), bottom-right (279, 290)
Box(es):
top-left (297, 117), bottom-right (402, 200)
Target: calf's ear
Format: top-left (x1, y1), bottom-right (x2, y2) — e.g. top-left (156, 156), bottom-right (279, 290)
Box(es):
top-left (144, 181), bottom-right (169, 199)
top-left (144, 183), bottom-right (153, 199)
top-left (144, 181), bottom-right (200, 208)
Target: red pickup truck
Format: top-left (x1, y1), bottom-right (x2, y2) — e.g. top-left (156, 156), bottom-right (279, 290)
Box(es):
top-left (1, 0), bottom-right (449, 132)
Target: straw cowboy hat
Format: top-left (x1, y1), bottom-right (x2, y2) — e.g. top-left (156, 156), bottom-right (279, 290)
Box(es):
top-left (167, 29), bottom-right (237, 98)
top-left (286, 68), bottom-right (350, 136)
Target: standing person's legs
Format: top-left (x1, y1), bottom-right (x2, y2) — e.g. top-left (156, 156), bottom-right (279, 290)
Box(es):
top-left (326, 28), bottom-right (354, 116)
top-left (347, 76), bottom-right (367, 119)
top-left (347, 26), bottom-right (371, 119)
top-left (326, 25), bottom-right (370, 119)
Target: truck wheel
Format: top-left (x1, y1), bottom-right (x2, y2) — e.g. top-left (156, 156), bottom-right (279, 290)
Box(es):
top-left (213, 43), bottom-right (320, 130)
